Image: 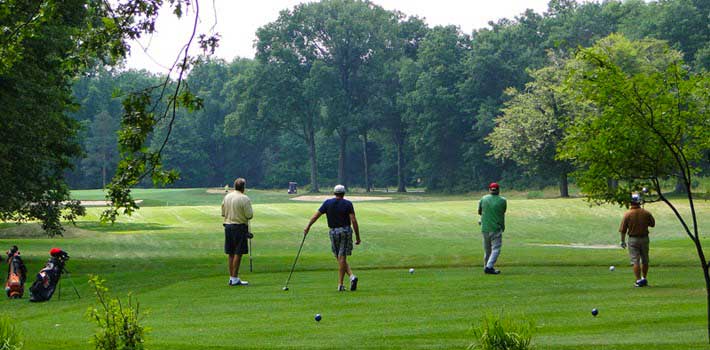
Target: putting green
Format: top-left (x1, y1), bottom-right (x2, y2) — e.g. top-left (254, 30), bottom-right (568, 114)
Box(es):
top-left (1, 188), bottom-right (708, 349)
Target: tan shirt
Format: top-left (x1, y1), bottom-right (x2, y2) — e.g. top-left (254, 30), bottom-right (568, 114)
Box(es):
top-left (221, 191), bottom-right (253, 225)
top-left (619, 206), bottom-right (655, 237)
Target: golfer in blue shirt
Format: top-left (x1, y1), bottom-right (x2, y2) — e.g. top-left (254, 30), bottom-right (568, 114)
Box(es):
top-left (304, 185), bottom-right (361, 291)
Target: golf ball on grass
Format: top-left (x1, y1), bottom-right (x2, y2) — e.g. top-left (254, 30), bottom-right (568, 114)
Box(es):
top-left (315, 314), bottom-right (322, 322)
top-left (409, 268), bottom-right (415, 274)
top-left (282, 286), bottom-right (289, 291)
top-left (609, 265), bottom-right (615, 271)
top-left (591, 308), bottom-right (599, 317)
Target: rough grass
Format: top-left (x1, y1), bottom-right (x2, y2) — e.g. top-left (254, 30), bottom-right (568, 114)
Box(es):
top-left (1, 189), bottom-right (709, 349)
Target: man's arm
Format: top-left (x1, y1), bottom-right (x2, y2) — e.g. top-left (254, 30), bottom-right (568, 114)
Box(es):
top-left (619, 214), bottom-right (628, 248)
top-left (648, 212), bottom-right (655, 228)
top-left (304, 211), bottom-right (323, 235)
top-left (244, 198), bottom-right (254, 220)
top-left (221, 200), bottom-right (226, 218)
top-left (350, 213), bottom-right (361, 245)
top-left (478, 200), bottom-right (482, 215)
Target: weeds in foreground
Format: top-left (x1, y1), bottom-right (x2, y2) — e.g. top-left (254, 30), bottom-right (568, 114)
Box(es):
top-left (87, 275), bottom-right (148, 350)
top-left (469, 314), bottom-right (534, 350)
top-left (0, 316), bottom-right (23, 350)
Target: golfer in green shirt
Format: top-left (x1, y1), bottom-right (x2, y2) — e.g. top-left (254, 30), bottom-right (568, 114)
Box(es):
top-left (478, 182), bottom-right (507, 274)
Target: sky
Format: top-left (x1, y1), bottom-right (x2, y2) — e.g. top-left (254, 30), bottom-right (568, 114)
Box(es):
top-left (126, 0), bottom-right (551, 73)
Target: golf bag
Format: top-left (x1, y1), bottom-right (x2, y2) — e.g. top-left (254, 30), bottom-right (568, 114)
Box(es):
top-left (29, 248), bottom-right (69, 302)
top-left (5, 246), bottom-right (27, 299)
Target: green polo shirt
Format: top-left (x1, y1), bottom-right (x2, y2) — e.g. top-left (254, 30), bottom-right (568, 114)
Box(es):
top-left (479, 194), bottom-right (507, 233)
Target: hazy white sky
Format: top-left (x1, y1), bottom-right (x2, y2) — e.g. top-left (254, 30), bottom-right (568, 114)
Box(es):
top-left (126, 0), bottom-right (551, 72)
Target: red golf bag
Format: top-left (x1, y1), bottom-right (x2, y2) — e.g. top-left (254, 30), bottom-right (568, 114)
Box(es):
top-left (5, 246), bottom-right (27, 299)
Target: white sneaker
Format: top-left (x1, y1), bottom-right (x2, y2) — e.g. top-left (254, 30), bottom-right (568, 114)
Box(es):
top-left (230, 278), bottom-right (248, 286)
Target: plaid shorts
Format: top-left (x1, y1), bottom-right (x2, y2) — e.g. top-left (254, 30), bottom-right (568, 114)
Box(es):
top-left (329, 226), bottom-right (353, 257)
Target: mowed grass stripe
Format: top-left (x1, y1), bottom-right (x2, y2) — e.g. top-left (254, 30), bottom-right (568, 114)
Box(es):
top-left (1, 191), bottom-right (709, 349)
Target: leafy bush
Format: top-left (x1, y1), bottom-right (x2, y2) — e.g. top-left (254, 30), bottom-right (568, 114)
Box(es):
top-left (469, 315), bottom-right (534, 350)
top-left (87, 276), bottom-right (148, 350)
top-left (0, 316), bottom-right (23, 350)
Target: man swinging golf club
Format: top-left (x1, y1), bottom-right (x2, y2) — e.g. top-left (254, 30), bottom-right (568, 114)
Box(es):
top-left (304, 185), bottom-right (361, 291)
top-left (222, 178), bottom-right (253, 286)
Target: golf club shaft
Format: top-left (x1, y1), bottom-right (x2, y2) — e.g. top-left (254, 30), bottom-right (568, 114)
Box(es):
top-left (284, 233), bottom-right (307, 287)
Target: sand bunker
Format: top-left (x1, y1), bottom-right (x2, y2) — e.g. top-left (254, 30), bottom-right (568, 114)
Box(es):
top-left (290, 195), bottom-right (392, 202)
top-left (529, 243), bottom-right (618, 249)
top-left (77, 200), bottom-right (143, 206)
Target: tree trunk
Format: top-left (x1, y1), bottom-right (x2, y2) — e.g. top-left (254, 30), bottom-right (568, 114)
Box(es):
top-left (337, 129), bottom-right (348, 188)
top-left (607, 178), bottom-right (618, 190)
top-left (559, 172), bottom-right (569, 198)
top-left (101, 153), bottom-right (107, 188)
top-left (102, 164), bottom-right (106, 188)
top-left (361, 132), bottom-right (370, 192)
top-left (396, 134), bottom-right (406, 193)
top-left (674, 177), bottom-right (687, 193)
top-left (307, 129), bottom-right (319, 193)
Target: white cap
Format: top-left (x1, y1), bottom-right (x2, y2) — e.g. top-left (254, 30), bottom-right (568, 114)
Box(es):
top-left (333, 185), bottom-right (346, 194)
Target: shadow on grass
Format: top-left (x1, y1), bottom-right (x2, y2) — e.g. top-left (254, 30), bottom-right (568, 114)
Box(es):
top-left (76, 221), bottom-right (169, 233)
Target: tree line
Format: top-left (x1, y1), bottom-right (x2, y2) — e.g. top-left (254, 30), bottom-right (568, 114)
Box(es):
top-left (65, 0), bottom-right (710, 195)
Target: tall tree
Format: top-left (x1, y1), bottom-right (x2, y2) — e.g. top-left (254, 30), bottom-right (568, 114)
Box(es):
top-left (82, 111), bottom-right (120, 188)
top-left (403, 26), bottom-right (470, 191)
top-left (288, 0), bottom-right (399, 188)
top-left (367, 16), bottom-right (428, 192)
top-left (0, 0), bottom-right (110, 235)
top-left (559, 34), bottom-right (710, 342)
top-left (487, 61), bottom-right (580, 197)
top-left (245, 14), bottom-right (328, 192)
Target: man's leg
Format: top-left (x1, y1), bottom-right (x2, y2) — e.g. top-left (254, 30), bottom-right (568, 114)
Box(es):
top-left (641, 264), bottom-right (648, 279)
top-left (228, 254), bottom-right (236, 277)
top-left (486, 231), bottom-right (503, 269)
top-left (633, 263), bottom-right (641, 280)
top-left (482, 232), bottom-right (492, 267)
top-left (233, 254), bottom-right (243, 277)
top-left (337, 255), bottom-right (348, 286)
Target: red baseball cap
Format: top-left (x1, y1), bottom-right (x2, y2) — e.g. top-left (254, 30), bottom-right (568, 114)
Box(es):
top-left (489, 182), bottom-right (499, 190)
top-left (49, 248), bottom-right (63, 256)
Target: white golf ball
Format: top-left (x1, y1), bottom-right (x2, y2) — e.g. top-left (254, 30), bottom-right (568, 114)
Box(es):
top-left (409, 268), bottom-right (415, 274)
top-left (609, 265), bottom-right (615, 271)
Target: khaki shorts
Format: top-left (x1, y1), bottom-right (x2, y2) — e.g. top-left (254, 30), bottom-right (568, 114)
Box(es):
top-left (628, 235), bottom-right (649, 265)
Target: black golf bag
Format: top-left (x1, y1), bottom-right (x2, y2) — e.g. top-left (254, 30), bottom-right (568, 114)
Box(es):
top-left (29, 248), bottom-right (69, 302)
top-left (5, 246), bottom-right (27, 299)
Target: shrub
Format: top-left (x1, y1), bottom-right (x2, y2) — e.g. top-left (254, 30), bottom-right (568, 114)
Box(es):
top-left (87, 275), bottom-right (148, 350)
top-left (0, 316), bottom-right (23, 350)
top-left (469, 315), bottom-right (534, 350)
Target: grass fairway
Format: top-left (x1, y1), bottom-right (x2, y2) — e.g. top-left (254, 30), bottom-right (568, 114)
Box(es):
top-left (1, 188), bottom-right (709, 349)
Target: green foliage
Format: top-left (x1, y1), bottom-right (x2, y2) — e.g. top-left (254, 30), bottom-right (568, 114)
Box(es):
top-left (0, 316), bottom-right (22, 350)
top-left (559, 34), bottom-right (710, 206)
top-left (469, 315), bottom-right (534, 350)
top-left (87, 276), bottom-right (147, 350)
top-left (487, 59), bottom-right (580, 196)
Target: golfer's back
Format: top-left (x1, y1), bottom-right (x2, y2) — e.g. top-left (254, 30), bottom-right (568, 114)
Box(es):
top-left (480, 194), bottom-right (506, 232)
top-left (222, 191), bottom-right (253, 224)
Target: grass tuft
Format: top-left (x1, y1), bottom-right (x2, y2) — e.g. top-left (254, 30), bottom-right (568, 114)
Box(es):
top-left (469, 314), bottom-right (534, 350)
top-left (0, 316), bottom-right (23, 350)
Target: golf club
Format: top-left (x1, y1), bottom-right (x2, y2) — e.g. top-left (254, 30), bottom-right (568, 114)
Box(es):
top-left (249, 237), bottom-right (253, 273)
top-left (283, 233), bottom-right (307, 291)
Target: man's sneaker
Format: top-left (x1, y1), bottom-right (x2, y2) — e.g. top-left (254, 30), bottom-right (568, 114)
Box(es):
top-left (230, 278), bottom-right (249, 286)
top-left (337, 285), bottom-right (345, 292)
top-left (634, 279), bottom-right (647, 287)
top-left (350, 276), bottom-right (358, 291)
top-left (484, 267), bottom-right (501, 275)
